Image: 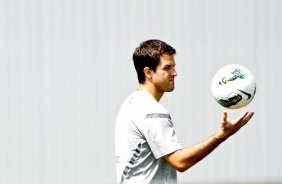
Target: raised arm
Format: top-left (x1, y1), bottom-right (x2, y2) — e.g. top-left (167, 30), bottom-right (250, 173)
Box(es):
top-left (165, 111), bottom-right (254, 172)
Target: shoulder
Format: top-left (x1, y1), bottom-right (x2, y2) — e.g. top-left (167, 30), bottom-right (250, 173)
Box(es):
top-left (117, 91), bottom-right (170, 120)
top-left (135, 91), bottom-right (168, 114)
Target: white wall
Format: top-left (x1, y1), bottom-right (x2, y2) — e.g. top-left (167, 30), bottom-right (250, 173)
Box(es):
top-left (0, 0), bottom-right (281, 183)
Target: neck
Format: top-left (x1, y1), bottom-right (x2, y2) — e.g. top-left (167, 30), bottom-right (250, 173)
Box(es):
top-left (138, 83), bottom-right (164, 102)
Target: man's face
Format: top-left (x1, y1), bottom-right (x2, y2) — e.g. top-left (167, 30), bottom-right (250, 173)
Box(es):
top-left (151, 54), bottom-right (177, 93)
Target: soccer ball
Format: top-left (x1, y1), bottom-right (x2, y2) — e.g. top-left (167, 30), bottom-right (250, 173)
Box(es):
top-left (211, 64), bottom-right (256, 109)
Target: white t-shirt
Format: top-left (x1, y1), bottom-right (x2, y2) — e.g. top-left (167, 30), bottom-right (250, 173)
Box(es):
top-left (115, 90), bottom-right (182, 184)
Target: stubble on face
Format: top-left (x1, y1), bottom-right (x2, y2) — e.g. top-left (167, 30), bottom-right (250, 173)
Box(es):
top-left (153, 54), bottom-right (177, 93)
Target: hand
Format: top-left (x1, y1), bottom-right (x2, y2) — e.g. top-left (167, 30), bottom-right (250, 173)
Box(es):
top-left (216, 111), bottom-right (254, 140)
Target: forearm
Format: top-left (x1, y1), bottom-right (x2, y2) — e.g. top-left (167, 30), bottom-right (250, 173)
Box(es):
top-left (165, 111), bottom-right (254, 172)
top-left (165, 133), bottom-right (227, 172)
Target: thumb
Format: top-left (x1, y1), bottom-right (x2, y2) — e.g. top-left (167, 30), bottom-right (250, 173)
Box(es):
top-left (221, 112), bottom-right (227, 126)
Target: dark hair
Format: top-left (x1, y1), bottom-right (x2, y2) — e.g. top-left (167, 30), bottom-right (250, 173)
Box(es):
top-left (133, 39), bottom-right (176, 84)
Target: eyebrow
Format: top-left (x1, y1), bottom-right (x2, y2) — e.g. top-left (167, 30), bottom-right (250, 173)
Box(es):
top-left (162, 63), bottom-right (176, 67)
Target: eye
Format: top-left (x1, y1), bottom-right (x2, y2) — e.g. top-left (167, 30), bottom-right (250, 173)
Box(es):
top-left (163, 65), bottom-right (171, 70)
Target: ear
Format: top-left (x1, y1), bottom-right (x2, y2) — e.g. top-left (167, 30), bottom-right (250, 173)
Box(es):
top-left (143, 67), bottom-right (153, 79)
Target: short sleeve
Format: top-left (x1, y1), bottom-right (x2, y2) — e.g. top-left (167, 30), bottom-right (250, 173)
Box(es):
top-left (141, 113), bottom-right (182, 159)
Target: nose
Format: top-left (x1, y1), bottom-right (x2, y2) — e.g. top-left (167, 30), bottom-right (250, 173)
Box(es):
top-left (172, 68), bottom-right (177, 76)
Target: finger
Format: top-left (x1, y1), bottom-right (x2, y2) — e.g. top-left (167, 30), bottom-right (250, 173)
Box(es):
top-left (241, 112), bottom-right (255, 125)
top-left (234, 112), bottom-right (249, 125)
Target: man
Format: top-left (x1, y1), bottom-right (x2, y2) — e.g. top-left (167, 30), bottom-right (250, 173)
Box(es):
top-left (115, 39), bottom-right (254, 184)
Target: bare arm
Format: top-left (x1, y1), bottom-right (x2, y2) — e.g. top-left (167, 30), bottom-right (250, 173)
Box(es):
top-left (165, 111), bottom-right (254, 172)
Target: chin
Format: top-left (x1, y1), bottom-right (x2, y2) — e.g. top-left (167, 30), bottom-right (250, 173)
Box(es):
top-left (166, 86), bottom-right (175, 92)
